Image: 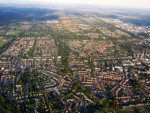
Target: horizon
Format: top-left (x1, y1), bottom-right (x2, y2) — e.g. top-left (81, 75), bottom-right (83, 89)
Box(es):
top-left (0, 0), bottom-right (150, 10)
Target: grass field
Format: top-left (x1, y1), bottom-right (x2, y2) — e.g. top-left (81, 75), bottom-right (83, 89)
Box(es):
top-left (0, 39), bottom-right (7, 47)
top-left (8, 31), bottom-right (21, 36)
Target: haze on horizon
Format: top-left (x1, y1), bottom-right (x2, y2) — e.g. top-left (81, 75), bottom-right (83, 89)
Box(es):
top-left (0, 0), bottom-right (150, 10)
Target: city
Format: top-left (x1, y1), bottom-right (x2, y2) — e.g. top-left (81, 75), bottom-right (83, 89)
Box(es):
top-left (0, 1), bottom-right (150, 113)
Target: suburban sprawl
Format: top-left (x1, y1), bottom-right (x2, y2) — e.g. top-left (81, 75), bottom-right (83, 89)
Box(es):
top-left (0, 6), bottom-right (150, 113)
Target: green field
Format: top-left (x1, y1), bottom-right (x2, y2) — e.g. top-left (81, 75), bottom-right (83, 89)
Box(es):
top-left (8, 31), bottom-right (21, 36)
top-left (0, 39), bottom-right (7, 47)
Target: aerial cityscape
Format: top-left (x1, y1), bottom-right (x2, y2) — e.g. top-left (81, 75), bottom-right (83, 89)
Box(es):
top-left (0, 0), bottom-right (150, 113)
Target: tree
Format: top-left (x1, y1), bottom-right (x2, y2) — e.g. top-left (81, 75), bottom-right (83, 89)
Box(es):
top-left (108, 100), bottom-right (114, 107)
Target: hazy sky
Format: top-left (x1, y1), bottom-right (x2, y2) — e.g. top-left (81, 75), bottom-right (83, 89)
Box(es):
top-left (1, 0), bottom-right (150, 9)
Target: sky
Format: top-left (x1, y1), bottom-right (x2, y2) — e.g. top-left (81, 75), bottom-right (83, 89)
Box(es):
top-left (1, 0), bottom-right (150, 10)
